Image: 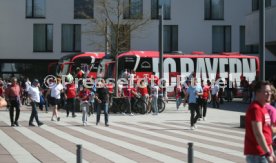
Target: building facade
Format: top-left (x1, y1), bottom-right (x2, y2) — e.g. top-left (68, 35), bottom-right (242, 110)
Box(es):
top-left (246, 0), bottom-right (276, 80)
top-left (0, 0), bottom-right (275, 80)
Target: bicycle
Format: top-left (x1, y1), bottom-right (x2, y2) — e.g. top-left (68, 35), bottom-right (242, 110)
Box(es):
top-left (147, 95), bottom-right (166, 113)
top-left (109, 97), bottom-right (128, 113)
top-left (132, 95), bottom-right (148, 114)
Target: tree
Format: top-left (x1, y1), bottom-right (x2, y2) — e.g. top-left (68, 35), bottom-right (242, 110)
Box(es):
top-left (85, 0), bottom-right (151, 57)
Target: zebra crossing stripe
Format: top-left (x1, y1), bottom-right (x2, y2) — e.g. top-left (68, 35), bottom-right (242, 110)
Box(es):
top-left (0, 120), bottom-right (88, 163)
top-left (184, 121), bottom-right (244, 135)
top-left (145, 122), bottom-right (244, 145)
top-left (40, 124), bottom-right (137, 163)
top-left (0, 130), bottom-right (39, 163)
top-left (111, 122), bottom-right (244, 159)
top-left (69, 120), bottom-right (239, 163)
top-left (58, 121), bottom-right (185, 163)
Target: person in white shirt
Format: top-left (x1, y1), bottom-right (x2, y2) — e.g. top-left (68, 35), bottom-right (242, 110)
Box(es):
top-left (211, 82), bottom-right (220, 108)
top-left (28, 79), bottom-right (43, 127)
top-left (46, 77), bottom-right (64, 121)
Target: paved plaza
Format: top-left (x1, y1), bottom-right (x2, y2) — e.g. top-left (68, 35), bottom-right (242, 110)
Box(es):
top-left (0, 100), bottom-right (248, 163)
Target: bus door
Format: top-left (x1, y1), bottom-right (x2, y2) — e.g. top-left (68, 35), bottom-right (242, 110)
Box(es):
top-left (56, 62), bottom-right (74, 76)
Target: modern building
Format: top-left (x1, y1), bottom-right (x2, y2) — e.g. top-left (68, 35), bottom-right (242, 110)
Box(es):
top-left (246, 0), bottom-right (276, 80)
top-left (0, 0), bottom-right (275, 80)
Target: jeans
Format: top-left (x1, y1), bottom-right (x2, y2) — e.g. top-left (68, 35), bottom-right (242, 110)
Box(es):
top-left (97, 102), bottom-right (109, 124)
top-left (80, 101), bottom-right (89, 123)
top-left (189, 103), bottom-right (200, 127)
top-left (211, 95), bottom-right (219, 108)
top-left (9, 100), bottom-right (20, 125)
top-left (141, 95), bottom-right (149, 113)
top-left (176, 97), bottom-right (182, 109)
top-left (151, 96), bottom-right (158, 113)
top-left (201, 99), bottom-right (208, 117)
top-left (29, 102), bottom-right (40, 124)
top-left (246, 155), bottom-right (268, 163)
top-left (67, 98), bottom-right (76, 117)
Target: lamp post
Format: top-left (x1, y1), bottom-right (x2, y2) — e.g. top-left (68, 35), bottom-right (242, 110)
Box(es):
top-left (259, 0), bottom-right (265, 81)
top-left (159, 5), bottom-right (164, 80)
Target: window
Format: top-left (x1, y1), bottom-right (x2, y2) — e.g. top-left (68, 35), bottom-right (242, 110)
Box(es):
top-left (204, 0), bottom-right (224, 20)
top-left (240, 26), bottom-right (259, 54)
top-left (164, 25), bottom-right (178, 53)
top-left (26, 0), bottom-right (45, 18)
top-left (123, 0), bottom-right (143, 19)
top-left (212, 26), bottom-right (231, 53)
top-left (62, 24), bottom-right (81, 52)
top-left (252, 0), bottom-right (271, 11)
top-left (151, 0), bottom-right (171, 20)
top-left (74, 0), bottom-right (94, 19)
top-left (33, 24), bottom-right (53, 52)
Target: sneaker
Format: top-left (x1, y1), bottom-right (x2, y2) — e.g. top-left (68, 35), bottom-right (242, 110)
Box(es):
top-left (105, 123), bottom-right (109, 127)
top-left (57, 117), bottom-right (60, 121)
top-left (29, 123), bottom-right (35, 127)
top-left (190, 126), bottom-right (195, 130)
top-left (203, 117), bottom-right (206, 121)
top-left (96, 122), bottom-right (99, 126)
top-left (72, 115), bottom-right (77, 118)
top-left (129, 113), bottom-right (134, 116)
top-left (38, 122), bottom-right (44, 127)
top-left (11, 123), bottom-right (15, 127)
top-left (121, 112), bottom-right (126, 115)
top-left (83, 122), bottom-right (87, 126)
top-left (51, 118), bottom-right (55, 121)
top-left (194, 125), bottom-right (197, 129)
top-left (14, 121), bottom-right (19, 127)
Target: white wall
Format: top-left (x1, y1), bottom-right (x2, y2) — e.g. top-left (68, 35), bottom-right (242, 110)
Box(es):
top-left (1, 0), bottom-right (274, 61)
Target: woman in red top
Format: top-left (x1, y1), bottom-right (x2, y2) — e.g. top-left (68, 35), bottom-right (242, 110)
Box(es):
top-left (78, 86), bottom-right (90, 126)
top-left (201, 80), bottom-right (211, 121)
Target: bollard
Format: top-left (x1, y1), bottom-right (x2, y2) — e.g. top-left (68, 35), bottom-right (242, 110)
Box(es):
top-left (188, 142), bottom-right (193, 163)
top-left (77, 144), bottom-right (82, 163)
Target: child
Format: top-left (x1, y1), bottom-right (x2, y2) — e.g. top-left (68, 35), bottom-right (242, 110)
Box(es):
top-left (78, 86), bottom-right (91, 126)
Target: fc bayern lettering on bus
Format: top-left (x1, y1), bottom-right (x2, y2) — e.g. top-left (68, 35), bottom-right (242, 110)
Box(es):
top-left (141, 61), bottom-right (151, 69)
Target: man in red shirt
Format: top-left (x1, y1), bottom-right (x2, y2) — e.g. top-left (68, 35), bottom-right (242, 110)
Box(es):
top-left (5, 77), bottom-right (21, 127)
top-left (65, 81), bottom-right (77, 118)
top-left (122, 84), bottom-right (137, 116)
top-left (244, 81), bottom-right (275, 163)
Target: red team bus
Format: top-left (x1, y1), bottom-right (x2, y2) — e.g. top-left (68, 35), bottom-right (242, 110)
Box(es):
top-left (56, 52), bottom-right (106, 78)
top-left (103, 51), bottom-right (260, 97)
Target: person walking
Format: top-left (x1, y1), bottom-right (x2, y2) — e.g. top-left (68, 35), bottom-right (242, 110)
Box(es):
top-left (5, 77), bottom-right (21, 127)
top-left (78, 85), bottom-right (90, 126)
top-left (244, 81), bottom-right (275, 163)
top-left (174, 83), bottom-right (182, 110)
top-left (201, 80), bottom-right (211, 121)
top-left (65, 80), bottom-right (77, 118)
top-left (95, 80), bottom-right (110, 126)
top-left (184, 79), bottom-right (202, 130)
top-left (28, 79), bottom-right (44, 127)
top-left (46, 76), bottom-right (63, 121)
top-left (211, 82), bottom-right (220, 108)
